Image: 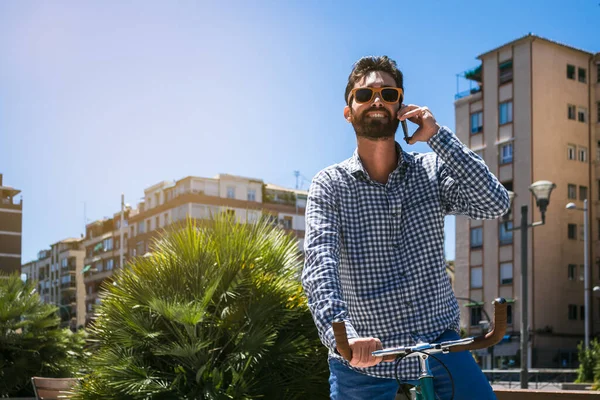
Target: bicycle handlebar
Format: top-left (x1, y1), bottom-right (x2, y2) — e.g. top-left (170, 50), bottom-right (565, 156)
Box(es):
top-left (332, 297), bottom-right (507, 362)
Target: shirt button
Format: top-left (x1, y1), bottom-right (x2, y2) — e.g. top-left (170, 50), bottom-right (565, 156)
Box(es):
top-left (391, 212), bottom-right (399, 217)
top-left (405, 301), bottom-right (412, 307)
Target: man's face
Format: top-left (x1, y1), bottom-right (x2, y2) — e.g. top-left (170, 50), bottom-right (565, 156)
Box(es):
top-left (344, 71), bottom-right (401, 140)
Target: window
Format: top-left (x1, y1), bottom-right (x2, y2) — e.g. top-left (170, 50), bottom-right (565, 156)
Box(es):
top-left (474, 149), bottom-right (484, 159)
top-left (499, 60), bottom-right (513, 84)
top-left (578, 107), bottom-right (587, 123)
top-left (568, 104), bottom-right (576, 120)
top-left (500, 143), bottom-right (513, 164)
top-left (470, 111), bottom-right (483, 134)
top-left (499, 101), bottom-right (513, 124)
top-left (567, 64), bottom-right (576, 80)
top-left (471, 267), bottom-right (483, 289)
top-left (138, 221), bottom-right (145, 234)
top-left (281, 216), bottom-right (293, 229)
top-left (106, 259), bottom-right (114, 271)
top-left (147, 219), bottom-right (152, 232)
top-left (568, 144), bottom-right (576, 160)
top-left (578, 67), bottom-right (587, 83)
top-left (103, 237), bottom-right (113, 251)
top-left (499, 221), bottom-right (513, 245)
top-left (579, 147), bottom-right (588, 162)
top-left (500, 262), bottom-right (513, 285)
top-left (581, 305), bottom-right (586, 320)
top-left (568, 264), bottom-right (576, 280)
top-left (164, 213), bottom-right (169, 226)
top-left (470, 306), bottom-right (483, 327)
top-left (568, 304), bottom-right (577, 320)
top-left (470, 227), bottom-right (483, 248)
top-left (248, 189), bottom-right (256, 202)
top-left (580, 186), bottom-right (588, 201)
top-left (227, 186), bottom-right (235, 199)
top-left (247, 211), bottom-right (260, 223)
top-left (502, 181), bottom-right (513, 191)
top-left (579, 265), bottom-right (585, 281)
top-left (136, 241), bottom-right (144, 256)
top-left (155, 216), bottom-right (160, 229)
top-left (507, 304), bottom-right (513, 325)
top-left (568, 184), bottom-right (577, 199)
top-left (568, 223), bottom-right (577, 240)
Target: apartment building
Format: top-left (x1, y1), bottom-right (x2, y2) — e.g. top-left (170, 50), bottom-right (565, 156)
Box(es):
top-left (126, 174), bottom-right (307, 259)
top-left (82, 205), bottom-right (134, 325)
top-left (21, 238), bottom-right (86, 329)
top-left (81, 173), bottom-right (307, 323)
top-left (0, 173), bottom-right (22, 274)
top-left (454, 34), bottom-right (600, 369)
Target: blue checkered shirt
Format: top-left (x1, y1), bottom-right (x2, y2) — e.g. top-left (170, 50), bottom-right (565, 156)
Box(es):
top-left (302, 126), bottom-right (509, 380)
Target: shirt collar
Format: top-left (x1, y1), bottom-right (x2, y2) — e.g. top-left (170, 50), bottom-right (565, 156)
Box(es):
top-left (348, 141), bottom-right (412, 179)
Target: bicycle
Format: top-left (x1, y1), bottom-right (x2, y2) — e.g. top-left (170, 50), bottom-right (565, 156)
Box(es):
top-left (332, 298), bottom-right (508, 400)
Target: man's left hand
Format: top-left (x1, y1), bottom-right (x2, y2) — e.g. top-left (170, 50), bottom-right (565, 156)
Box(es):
top-left (397, 104), bottom-right (441, 145)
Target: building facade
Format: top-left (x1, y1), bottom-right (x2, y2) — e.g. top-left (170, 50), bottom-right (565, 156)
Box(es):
top-left (454, 34), bottom-right (600, 368)
top-left (0, 173), bottom-right (22, 274)
top-left (81, 174), bottom-right (307, 323)
top-left (82, 205), bottom-right (133, 325)
top-left (21, 238), bottom-right (86, 329)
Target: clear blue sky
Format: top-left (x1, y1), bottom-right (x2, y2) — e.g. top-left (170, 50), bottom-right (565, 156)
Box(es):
top-left (1, 0), bottom-right (598, 263)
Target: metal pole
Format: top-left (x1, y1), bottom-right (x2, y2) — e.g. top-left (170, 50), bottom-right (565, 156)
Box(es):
top-left (120, 194), bottom-right (125, 269)
top-left (584, 199), bottom-right (590, 349)
top-left (520, 205), bottom-right (529, 389)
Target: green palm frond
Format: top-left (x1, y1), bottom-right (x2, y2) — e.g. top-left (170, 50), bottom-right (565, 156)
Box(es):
top-left (0, 273), bottom-right (87, 397)
top-left (73, 215), bottom-right (328, 399)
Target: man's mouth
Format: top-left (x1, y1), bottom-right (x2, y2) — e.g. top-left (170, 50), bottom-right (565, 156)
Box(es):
top-left (366, 111), bottom-right (388, 119)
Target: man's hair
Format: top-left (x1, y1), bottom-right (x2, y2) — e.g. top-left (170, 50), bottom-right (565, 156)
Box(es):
top-left (344, 56), bottom-right (404, 105)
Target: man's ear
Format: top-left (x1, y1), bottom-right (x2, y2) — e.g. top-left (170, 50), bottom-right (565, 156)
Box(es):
top-left (343, 106), bottom-right (352, 122)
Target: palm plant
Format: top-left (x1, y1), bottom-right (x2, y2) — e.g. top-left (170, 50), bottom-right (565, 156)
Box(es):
top-left (73, 216), bottom-right (329, 399)
top-left (0, 273), bottom-right (87, 397)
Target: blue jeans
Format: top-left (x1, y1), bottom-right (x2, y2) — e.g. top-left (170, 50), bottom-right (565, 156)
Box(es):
top-left (329, 330), bottom-right (496, 400)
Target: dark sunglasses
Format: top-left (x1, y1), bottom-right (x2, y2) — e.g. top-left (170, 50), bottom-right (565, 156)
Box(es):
top-left (349, 87), bottom-right (403, 104)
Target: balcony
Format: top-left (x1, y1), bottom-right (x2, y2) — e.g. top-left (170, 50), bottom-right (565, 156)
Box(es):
top-left (61, 265), bottom-right (77, 275)
top-left (60, 281), bottom-right (76, 291)
top-left (455, 65), bottom-right (483, 100)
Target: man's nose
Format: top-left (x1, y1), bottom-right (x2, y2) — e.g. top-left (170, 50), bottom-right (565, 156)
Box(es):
top-left (371, 95), bottom-right (384, 106)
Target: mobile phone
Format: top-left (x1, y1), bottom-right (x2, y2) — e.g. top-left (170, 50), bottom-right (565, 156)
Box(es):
top-left (401, 119), bottom-right (410, 144)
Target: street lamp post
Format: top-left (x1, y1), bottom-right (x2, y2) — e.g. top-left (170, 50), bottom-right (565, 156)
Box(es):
top-left (503, 180), bottom-right (556, 389)
top-left (566, 199), bottom-right (589, 349)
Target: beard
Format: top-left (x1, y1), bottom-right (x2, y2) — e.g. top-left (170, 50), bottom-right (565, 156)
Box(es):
top-left (351, 108), bottom-right (400, 140)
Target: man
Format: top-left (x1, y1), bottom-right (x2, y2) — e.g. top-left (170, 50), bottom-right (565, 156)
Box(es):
top-left (301, 56), bottom-right (509, 399)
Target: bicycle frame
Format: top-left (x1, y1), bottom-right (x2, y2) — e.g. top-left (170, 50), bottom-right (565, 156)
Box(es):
top-left (415, 353), bottom-right (435, 400)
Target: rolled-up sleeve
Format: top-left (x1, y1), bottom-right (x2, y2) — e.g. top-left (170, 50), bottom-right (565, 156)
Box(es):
top-left (301, 171), bottom-right (358, 352)
top-left (429, 126), bottom-right (510, 219)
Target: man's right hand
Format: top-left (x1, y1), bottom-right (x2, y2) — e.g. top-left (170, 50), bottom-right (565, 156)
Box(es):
top-left (348, 337), bottom-right (384, 367)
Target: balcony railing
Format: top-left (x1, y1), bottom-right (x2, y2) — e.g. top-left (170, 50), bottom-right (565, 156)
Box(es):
top-left (455, 86), bottom-right (482, 100)
top-left (60, 281), bottom-right (76, 290)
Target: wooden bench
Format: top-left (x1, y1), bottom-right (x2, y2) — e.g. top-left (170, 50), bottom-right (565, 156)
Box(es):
top-left (31, 377), bottom-right (79, 400)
